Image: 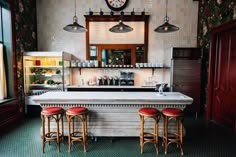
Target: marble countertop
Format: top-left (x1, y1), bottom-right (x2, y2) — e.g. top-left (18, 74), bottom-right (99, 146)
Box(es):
top-left (33, 91), bottom-right (193, 105)
top-left (65, 85), bottom-right (156, 89)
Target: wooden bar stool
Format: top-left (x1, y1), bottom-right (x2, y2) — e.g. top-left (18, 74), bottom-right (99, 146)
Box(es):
top-left (162, 108), bottom-right (184, 155)
top-left (138, 107), bottom-right (161, 154)
top-left (41, 107), bottom-right (64, 153)
top-left (66, 107), bottom-right (88, 152)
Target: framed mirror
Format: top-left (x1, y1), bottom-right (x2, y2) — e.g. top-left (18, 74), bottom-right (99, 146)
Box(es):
top-left (85, 15), bottom-right (149, 66)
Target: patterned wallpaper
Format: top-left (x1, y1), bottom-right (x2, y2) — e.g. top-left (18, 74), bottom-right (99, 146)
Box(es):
top-left (197, 0), bottom-right (236, 110)
top-left (198, 0), bottom-right (236, 48)
top-left (14, 0), bottom-right (37, 109)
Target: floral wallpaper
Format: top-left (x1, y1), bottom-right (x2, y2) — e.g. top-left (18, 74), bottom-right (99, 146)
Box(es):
top-left (198, 0), bottom-right (236, 48)
top-left (198, 0), bottom-right (236, 111)
top-left (14, 0), bottom-right (37, 109)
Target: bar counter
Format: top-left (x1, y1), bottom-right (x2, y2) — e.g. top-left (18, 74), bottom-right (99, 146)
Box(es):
top-left (34, 91), bottom-right (193, 137)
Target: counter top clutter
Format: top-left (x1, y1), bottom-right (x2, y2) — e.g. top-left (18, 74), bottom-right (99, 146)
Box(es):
top-left (34, 91), bottom-right (193, 137)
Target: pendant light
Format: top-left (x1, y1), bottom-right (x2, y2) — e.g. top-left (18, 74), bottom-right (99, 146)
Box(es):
top-left (154, 0), bottom-right (179, 33)
top-left (63, 0), bottom-right (86, 33)
top-left (109, 11), bottom-right (133, 33)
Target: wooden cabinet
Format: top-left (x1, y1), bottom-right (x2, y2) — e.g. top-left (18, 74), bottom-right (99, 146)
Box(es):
top-left (170, 48), bottom-right (203, 117)
top-left (207, 20), bottom-right (236, 134)
top-left (0, 99), bottom-right (23, 134)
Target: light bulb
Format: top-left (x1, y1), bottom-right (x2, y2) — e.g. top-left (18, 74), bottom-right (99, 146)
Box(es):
top-left (119, 26), bottom-right (123, 30)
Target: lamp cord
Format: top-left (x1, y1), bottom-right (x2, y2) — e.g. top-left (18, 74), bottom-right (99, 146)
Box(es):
top-left (165, 0), bottom-right (168, 17)
top-left (74, 0), bottom-right (77, 16)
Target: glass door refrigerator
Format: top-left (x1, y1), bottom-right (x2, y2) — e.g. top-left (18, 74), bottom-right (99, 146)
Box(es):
top-left (23, 51), bottom-right (72, 113)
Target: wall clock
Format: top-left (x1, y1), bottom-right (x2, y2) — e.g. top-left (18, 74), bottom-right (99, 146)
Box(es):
top-left (105, 0), bottom-right (129, 11)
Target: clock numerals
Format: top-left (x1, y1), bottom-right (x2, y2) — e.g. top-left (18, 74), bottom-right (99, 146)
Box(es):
top-left (106, 0), bottom-right (128, 11)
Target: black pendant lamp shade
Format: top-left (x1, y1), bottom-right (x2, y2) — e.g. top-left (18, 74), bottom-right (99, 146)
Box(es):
top-left (109, 20), bottom-right (133, 33)
top-left (63, 0), bottom-right (86, 33)
top-left (109, 11), bottom-right (133, 33)
top-left (154, 0), bottom-right (179, 33)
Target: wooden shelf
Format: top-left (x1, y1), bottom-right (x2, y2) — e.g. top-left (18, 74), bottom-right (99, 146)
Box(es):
top-left (70, 66), bottom-right (170, 75)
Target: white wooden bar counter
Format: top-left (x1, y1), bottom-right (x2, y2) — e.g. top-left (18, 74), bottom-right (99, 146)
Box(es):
top-left (34, 91), bottom-right (193, 137)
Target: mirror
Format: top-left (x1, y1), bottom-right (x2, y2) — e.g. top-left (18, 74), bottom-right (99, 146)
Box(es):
top-left (102, 48), bottom-right (132, 65)
top-left (85, 15), bottom-right (149, 66)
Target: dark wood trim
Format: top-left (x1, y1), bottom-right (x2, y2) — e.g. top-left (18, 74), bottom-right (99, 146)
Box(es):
top-left (144, 17), bottom-right (149, 62)
top-left (84, 15), bottom-right (149, 22)
top-left (86, 17), bottom-right (90, 60)
top-left (89, 44), bottom-right (144, 65)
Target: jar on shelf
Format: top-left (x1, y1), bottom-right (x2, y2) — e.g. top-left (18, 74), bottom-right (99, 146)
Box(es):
top-left (35, 59), bottom-right (41, 66)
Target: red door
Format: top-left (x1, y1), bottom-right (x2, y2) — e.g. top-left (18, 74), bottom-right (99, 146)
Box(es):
top-left (210, 30), bottom-right (236, 133)
top-left (227, 31), bottom-right (236, 132)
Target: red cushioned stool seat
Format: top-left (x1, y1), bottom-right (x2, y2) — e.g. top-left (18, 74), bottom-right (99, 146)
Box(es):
top-left (66, 107), bottom-right (88, 153)
top-left (162, 108), bottom-right (184, 155)
top-left (41, 107), bottom-right (64, 153)
top-left (138, 107), bottom-right (159, 117)
top-left (66, 107), bottom-right (88, 115)
top-left (162, 108), bottom-right (184, 117)
top-left (138, 107), bottom-right (161, 154)
top-left (41, 107), bottom-right (64, 116)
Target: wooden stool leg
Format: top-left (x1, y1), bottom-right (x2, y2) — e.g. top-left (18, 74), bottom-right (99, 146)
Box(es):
top-left (162, 116), bottom-right (165, 147)
top-left (180, 117), bottom-right (184, 155)
top-left (176, 117), bottom-right (179, 148)
top-left (67, 115), bottom-right (71, 153)
top-left (85, 113), bottom-right (88, 138)
top-left (41, 114), bottom-right (45, 153)
top-left (56, 114), bottom-right (60, 152)
top-left (139, 115), bottom-right (144, 154)
top-left (164, 116), bottom-right (168, 155)
top-left (154, 117), bottom-right (158, 155)
top-left (47, 116), bottom-right (50, 145)
top-left (72, 117), bottom-right (74, 136)
top-left (82, 114), bottom-right (87, 152)
top-left (61, 113), bottom-right (64, 143)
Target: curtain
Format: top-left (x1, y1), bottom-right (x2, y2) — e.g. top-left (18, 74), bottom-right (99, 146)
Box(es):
top-left (0, 43), bottom-right (7, 99)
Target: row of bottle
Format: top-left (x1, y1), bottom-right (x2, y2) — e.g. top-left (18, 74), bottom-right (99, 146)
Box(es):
top-left (34, 58), bottom-right (62, 66)
top-left (97, 77), bottom-right (134, 86)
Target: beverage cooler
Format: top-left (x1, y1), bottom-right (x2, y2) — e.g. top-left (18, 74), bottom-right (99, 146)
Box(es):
top-left (23, 51), bottom-right (72, 113)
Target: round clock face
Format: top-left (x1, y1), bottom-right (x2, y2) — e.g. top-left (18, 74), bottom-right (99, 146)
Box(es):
top-left (105, 0), bottom-right (129, 11)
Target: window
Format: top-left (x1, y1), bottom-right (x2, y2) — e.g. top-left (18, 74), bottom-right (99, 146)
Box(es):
top-left (0, 1), bottom-right (13, 100)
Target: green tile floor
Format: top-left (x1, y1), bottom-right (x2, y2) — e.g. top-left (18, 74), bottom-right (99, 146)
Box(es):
top-left (0, 116), bottom-right (235, 157)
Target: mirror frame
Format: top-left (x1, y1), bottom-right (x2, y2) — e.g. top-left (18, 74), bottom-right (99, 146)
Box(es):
top-left (84, 15), bottom-right (150, 63)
